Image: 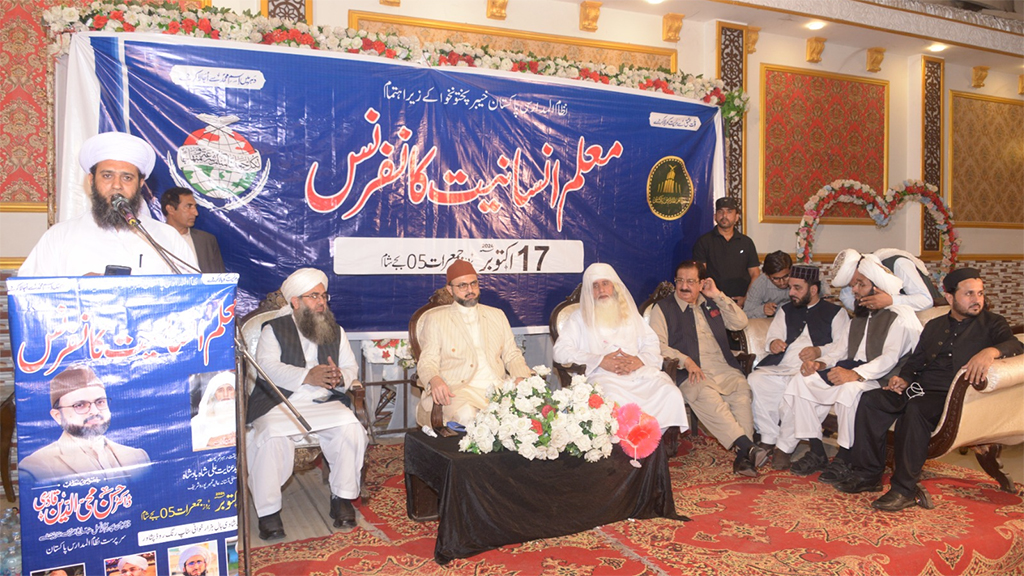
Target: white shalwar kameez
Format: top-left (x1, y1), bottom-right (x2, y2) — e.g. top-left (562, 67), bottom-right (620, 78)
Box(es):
top-left (247, 317), bottom-right (367, 517)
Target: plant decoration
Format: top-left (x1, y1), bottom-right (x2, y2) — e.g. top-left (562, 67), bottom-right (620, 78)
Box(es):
top-left (795, 179), bottom-right (959, 284)
top-left (613, 403), bottom-right (662, 468)
top-left (363, 339), bottom-right (414, 369)
top-left (42, 2), bottom-right (748, 125)
top-left (459, 366), bottom-right (618, 463)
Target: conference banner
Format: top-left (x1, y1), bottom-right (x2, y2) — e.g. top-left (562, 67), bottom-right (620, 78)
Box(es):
top-left (62, 33), bottom-right (723, 332)
top-left (8, 274), bottom-right (239, 576)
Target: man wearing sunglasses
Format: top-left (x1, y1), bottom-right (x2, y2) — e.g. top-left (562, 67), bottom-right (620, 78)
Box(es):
top-left (18, 364), bottom-right (151, 483)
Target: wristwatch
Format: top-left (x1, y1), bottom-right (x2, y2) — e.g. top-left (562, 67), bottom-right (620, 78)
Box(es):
top-left (855, 372), bottom-right (866, 382)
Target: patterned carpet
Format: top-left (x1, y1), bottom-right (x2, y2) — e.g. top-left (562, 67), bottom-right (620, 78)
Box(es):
top-left (250, 436), bottom-right (1024, 575)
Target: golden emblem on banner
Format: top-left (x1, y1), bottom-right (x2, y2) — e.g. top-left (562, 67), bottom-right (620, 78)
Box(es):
top-left (647, 156), bottom-right (693, 220)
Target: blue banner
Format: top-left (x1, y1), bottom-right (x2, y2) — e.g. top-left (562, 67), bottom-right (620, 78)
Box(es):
top-left (77, 34), bottom-right (721, 332)
top-left (9, 275), bottom-right (239, 576)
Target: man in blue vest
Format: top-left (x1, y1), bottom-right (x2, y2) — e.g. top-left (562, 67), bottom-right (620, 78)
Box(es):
top-left (836, 268), bottom-right (1023, 511)
top-left (649, 260), bottom-right (767, 476)
top-left (248, 268), bottom-right (367, 540)
top-left (748, 264), bottom-right (849, 469)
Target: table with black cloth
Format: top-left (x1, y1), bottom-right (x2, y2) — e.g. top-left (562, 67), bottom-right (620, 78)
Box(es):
top-left (404, 429), bottom-right (687, 564)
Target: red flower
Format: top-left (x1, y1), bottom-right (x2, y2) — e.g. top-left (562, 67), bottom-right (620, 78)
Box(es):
top-left (166, 20), bottom-right (180, 34)
top-left (361, 37), bottom-right (374, 50)
top-left (588, 394), bottom-right (603, 409)
top-left (348, 48), bottom-right (359, 54)
top-left (511, 62), bottom-right (521, 72)
top-left (385, 48), bottom-right (396, 59)
top-left (531, 419), bottom-right (544, 435)
top-left (541, 404), bottom-right (555, 418)
top-left (198, 18), bottom-right (212, 33)
top-left (528, 61), bottom-right (539, 73)
top-left (92, 15), bottom-right (108, 29)
top-left (300, 33), bottom-right (315, 46)
top-left (373, 40), bottom-right (386, 54)
top-left (462, 54), bottom-right (474, 66)
top-left (710, 309), bottom-right (720, 318)
top-left (288, 28), bottom-right (301, 40)
top-left (182, 18), bottom-right (196, 34)
top-left (109, 10), bottom-right (123, 21)
top-left (122, 22), bottom-right (135, 32)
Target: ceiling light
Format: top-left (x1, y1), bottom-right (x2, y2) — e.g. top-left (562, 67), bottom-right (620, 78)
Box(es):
top-left (806, 21), bottom-right (826, 31)
top-left (645, 0), bottom-right (665, 4)
top-left (928, 43), bottom-right (948, 52)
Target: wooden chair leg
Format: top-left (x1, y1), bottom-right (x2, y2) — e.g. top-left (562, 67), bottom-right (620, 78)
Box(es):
top-left (973, 444), bottom-right (1016, 493)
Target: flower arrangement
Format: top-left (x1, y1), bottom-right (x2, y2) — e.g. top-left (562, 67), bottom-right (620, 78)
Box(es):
top-left (364, 338), bottom-right (415, 369)
top-left (42, 2), bottom-right (748, 123)
top-left (613, 403), bottom-right (661, 467)
top-left (459, 366), bottom-right (617, 462)
top-left (795, 178), bottom-right (959, 283)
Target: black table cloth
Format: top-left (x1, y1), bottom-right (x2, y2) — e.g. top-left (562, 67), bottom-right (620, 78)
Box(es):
top-left (404, 430), bottom-right (687, 564)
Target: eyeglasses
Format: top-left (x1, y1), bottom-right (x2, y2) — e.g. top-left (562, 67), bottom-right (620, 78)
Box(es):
top-left (768, 273), bottom-right (790, 282)
top-left (301, 292), bottom-right (330, 302)
top-left (674, 278), bottom-right (700, 286)
top-left (57, 398), bottom-right (109, 414)
top-left (185, 559), bottom-right (206, 567)
top-left (452, 280), bottom-right (479, 291)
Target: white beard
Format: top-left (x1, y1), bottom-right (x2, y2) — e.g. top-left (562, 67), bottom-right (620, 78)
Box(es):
top-left (207, 399), bottom-right (237, 423)
top-left (594, 297), bottom-right (623, 329)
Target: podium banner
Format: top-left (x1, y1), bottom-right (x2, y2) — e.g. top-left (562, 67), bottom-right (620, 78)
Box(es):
top-left (65, 33), bottom-right (723, 332)
top-left (8, 274), bottom-right (239, 576)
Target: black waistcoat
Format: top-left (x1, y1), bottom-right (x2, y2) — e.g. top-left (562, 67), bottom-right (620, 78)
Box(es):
top-left (657, 296), bottom-right (740, 384)
top-left (758, 299), bottom-right (842, 368)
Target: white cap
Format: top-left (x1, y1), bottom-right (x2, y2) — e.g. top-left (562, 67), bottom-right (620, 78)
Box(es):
top-left (281, 268), bottom-right (329, 302)
top-left (79, 132), bottom-right (157, 177)
top-left (831, 248), bottom-right (862, 288)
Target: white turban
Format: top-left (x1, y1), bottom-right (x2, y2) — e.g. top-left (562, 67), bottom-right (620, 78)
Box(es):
top-left (857, 253), bottom-right (904, 296)
top-left (117, 555), bottom-right (148, 571)
top-left (281, 268), bottom-right (329, 302)
top-left (79, 132), bottom-right (157, 177)
top-left (830, 248), bottom-right (861, 288)
top-left (580, 263), bottom-right (643, 330)
top-left (178, 545), bottom-right (210, 572)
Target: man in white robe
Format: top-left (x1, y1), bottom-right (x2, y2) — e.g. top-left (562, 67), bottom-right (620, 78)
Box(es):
top-left (191, 371), bottom-right (237, 451)
top-left (19, 132), bottom-right (197, 277)
top-left (416, 259), bottom-right (532, 427)
top-left (777, 254), bottom-right (922, 480)
top-left (835, 248), bottom-right (941, 312)
top-left (554, 263), bottom-right (689, 432)
top-left (248, 268), bottom-right (366, 540)
top-left (747, 264), bottom-right (849, 469)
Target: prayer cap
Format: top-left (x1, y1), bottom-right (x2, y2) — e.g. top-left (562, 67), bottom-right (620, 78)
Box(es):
top-left (50, 365), bottom-right (104, 408)
top-left (446, 259), bottom-right (477, 283)
top-left (117, 555), bottom-right (148, 571)
top-left (830, 248), bottom-right (862, 288)
top-left (178, 545), bottom-right (210, 572)
top-left (856, 254), bottom-right (903, 296)
top-left (942, 267), bottom-right (981, 294)
top-left (79, 132), bottom-right (157, 177)
top-left (281, 268), bottom-right (329, 301)
top-left (715, 197), bottom-right (739, 211)
top-left (789, 264), bottom-right (820, 284)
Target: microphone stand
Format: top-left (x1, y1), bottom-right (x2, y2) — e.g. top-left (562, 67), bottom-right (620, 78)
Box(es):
top-left (112, 193), bottom-right (201, 274)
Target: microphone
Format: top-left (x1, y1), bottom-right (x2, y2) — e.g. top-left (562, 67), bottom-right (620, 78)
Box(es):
top-left (111, 193), bottom-right (139, 227)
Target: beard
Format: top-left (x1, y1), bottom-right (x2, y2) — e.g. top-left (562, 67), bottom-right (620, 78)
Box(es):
top-left (91, 184), bottom-right (143, 231)
top-left (207, 398), bottom-right (237, 421)
top-left (789, 291), bottom-right (811, 308)
top-left (853, 288), bottom-right (875, 317)
top-left (454, 293), bottom-right (479, 307)
top-left (296, 305), bottom-right (340, 347)
top-left (62, 413), bottom-right (111, 439)
top-left (951, 298), bottom-right (983, 318)
top-left (594, 296), bottom-right (623, 329)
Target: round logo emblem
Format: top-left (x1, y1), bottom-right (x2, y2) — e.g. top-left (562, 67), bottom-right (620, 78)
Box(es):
top-left (177, 117), bottom-right (262, 200)
top-left (647, 156), bottom-right (693, 220)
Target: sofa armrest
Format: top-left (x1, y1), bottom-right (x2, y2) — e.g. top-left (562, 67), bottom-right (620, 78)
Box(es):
top-left (975, 353), bottom-right (1024, 393)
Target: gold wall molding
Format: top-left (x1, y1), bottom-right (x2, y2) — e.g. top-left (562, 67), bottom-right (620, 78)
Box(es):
top-left (0, 202), bottom-right (48, 213)
top-left (746, 26), bottom-right (760, 54)
top-left (0, 258), bottom-right (26, 270)
top-left (806, 37), bottom-right (826, 63)
top-left (348, 11), bottom-right (676, 72)
top-left (380, 0), bottom-right (400, 6)
top-left (580, 1), bottom-right (601, 32)
top-left (971, 65), bottom-right (989, 88)
top-left (1019, 75), bottom-right (1023, 95)
top-left (948, 90), bottom-right (1024, 229)
top-left (486, 0), bottom-right (508, 20)
top-left (663, 13), bottom-right (684, 42)
top-left (866, 47), bottom-right (885, 73)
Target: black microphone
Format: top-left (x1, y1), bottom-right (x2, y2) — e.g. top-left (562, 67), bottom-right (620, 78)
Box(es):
top-left (111, 193), bottom-right (139, 227)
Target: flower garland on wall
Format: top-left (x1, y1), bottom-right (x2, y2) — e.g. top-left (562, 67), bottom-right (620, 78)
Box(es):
top-left (43, 2), bottom-right (748, 120)
top-left (796, 179), bottom-right (960, 283)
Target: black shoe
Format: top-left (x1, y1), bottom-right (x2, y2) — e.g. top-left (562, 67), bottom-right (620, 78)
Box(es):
top-left (915, 485), bottom-right (934, 510)
top-left (818, 458), bottom-right (852, 484)
top-left (756, 442), bottom-right (775, 452)
top-left (748, 445), bottom-right (770, 468)
top-left (330, 496), bottom-right (357, 529)
top-left (258, 511), bottom-right (286, 541)
top-left (733, 452), bottom-right (758, 477)
top-left (790, 451), bottom-right (829, 476)
top-left (871, 489), bottom-right (918, 512)
top-left (835, 475), bottom-right (884, 494)
top-left (772, 449), bottom-right (792, 471)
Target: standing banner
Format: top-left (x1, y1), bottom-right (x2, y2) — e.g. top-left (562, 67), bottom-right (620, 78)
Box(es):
top-left (63, 33), bottom-right (723, 332)
top-left (8, 274), bottom-right (239, 576)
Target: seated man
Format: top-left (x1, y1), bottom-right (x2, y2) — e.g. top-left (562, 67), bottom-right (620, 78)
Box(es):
top-left (743, 250), bottom-right (793, 319)
top-left (747, 264), bottom-right (848, 468)
top-left (836, 268), bottom-right (1023, 511)
top-left (554, 263), bottom-right (689, 432)
top-left (776, 254), bottom-right (922, 478)
top-left (649, 260), bottom-right (767, 476)
top-left (416, 259), bottom-right (531, 427)
top-left (834, 248), bottom-right (942, 312)
top-left (247, 268), bottom-right (366, 540)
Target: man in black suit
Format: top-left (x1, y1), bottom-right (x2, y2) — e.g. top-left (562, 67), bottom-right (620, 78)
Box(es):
top-left (160, 187), bottom-right (226, 273)
top-left (835, 268), bottom-right (1023, 511)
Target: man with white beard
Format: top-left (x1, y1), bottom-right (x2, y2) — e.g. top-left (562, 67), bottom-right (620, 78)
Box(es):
top-left (554, 263), bottom-right (689, 432)
top-left (247, 268), bottom-right (366, 540)
top-left (191, 371), bottom-right (237, 451)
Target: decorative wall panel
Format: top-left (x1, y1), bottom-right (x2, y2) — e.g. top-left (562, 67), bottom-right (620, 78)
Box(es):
top-left (921, 56), bottom-right (943, 252)
top-left (718, 23), bottom-right (746, 231)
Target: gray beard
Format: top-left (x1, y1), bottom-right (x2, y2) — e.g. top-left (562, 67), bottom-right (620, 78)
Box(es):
top-left (62, 414), bottom-right (111, 439)
top-left (594, 297), bottom-right (623, 329)
top-left (296, 306), bottom-right (340, 347)
top-left (91, 184), bottom-right (143, 231)
top-left (454, 294), bottom-right (478, 307)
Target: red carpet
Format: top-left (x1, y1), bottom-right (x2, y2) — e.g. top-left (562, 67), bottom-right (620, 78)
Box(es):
top-left (250, 437), bottom-right (1024, 575)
